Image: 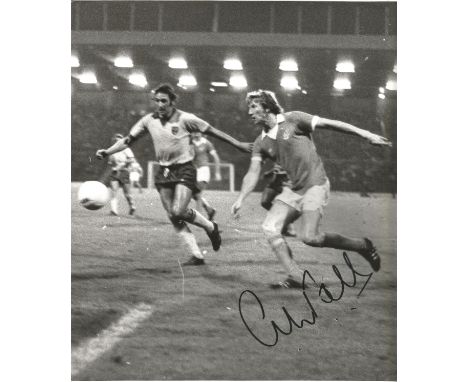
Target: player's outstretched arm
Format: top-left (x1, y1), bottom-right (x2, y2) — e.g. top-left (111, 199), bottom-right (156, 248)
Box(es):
top-left (231, 159), bottom-right (262, 215)
top-left (96, 137), bottom-right (130, 159)
top-left (316, 118), bottom-right (392, 147)
top-left (204, 126), bottom-right (253, 153)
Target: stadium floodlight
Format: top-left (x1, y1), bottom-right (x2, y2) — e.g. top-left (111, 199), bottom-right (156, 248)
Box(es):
top-left (279, 59), bottom-right (298, 72)
top-left (71, 55), bottom-right (80, 68)
top-left (229, 73), bottom-right (247, 89)
top-left (129, 73), bottom-right (147, 88)
top-left (280, 75), bottom-right (299, 90)
top-left (386, 79), bottom-right (397, 91)
top-left (178, 74), bottom-right (197, 87)
top-left (211, 81), bottom-right (228, 87)
top-left (224, 59), bottom-right (243, 71)
top-left (333, 78), bottom-right (351, 90)
top-left (302, 89), bottom-right (308, 94)
top-left (79, 72), bottom-right (97, 84)
top-left (169, 57), bottom-right (188, 69)
top-left (114, 56), bottom-right (134, 68)
top-left (113, 85), bottom-right (118, 90)
top-left (378, 93), bottom-right (386, 100)
top-left (336, 61), bottom-right (355, 73)
top-left (379, 87), bottom-right (385, 94)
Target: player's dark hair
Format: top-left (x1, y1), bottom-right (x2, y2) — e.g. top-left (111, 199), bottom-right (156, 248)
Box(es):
top-left (151, 83), bottom-right (178, 102)
top-left (246, 89), bottom-right (284, 115)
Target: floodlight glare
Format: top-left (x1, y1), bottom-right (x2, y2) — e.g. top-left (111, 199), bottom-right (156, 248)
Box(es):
top-left (280, 75), bottom-right (299, 90)
top-left (169, 58), bottom-right (188, 69)
top-left (333, 78), bottom-right (351, 90)
top-left (378, 93), bottom-right (386, 100)
top-left (211, 81), bottom-right (228, 87)
top-left (229, 74), bottom-right (247, 88)
top-left (279, 59), bottom-right (298, 72)
top-left (129, 73), bottom-right (147, 88)
top-left (71, 55), bottom-right (80, 68)
top-left (379, 87), bottom-right (385, 94)
top-left (114, 56), bottom-right (134, 68)
top-left (79, 72), bottom-right (97, 84)
top-left (336, 61), bottom-right (355, 73)
top-left (386, 80), bottom-right (397, 91)
top-left (224, 59), bottom-right (243, 71)
top-left (178, 74), bottom-right (197, 87)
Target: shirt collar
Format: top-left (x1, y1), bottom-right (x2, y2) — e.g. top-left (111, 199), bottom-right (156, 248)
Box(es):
top-left (261, 114), bottom-right (285, 140)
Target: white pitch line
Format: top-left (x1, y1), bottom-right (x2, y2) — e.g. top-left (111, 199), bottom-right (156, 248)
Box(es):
top-left (71, 303), bottom-right (153, 376)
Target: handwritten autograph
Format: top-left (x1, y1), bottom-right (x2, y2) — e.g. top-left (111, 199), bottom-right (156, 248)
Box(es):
top-left (238, 252), bottom-right (374, 347)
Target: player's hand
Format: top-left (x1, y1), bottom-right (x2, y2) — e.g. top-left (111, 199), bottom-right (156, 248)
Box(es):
top-left (215, 172), bottom-right (222, 182)
top-left (238, 142), bottom-right (254, 153)
top-left (367, 133), bottom-right (392, 147)
top-left (96, 149), bottom-right (108, 160)
top-left (231, 199), bottom-right (243, 216)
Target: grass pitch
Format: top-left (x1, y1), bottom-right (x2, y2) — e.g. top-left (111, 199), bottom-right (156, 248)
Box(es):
top-left (71, 184), bottom-right (396, 380)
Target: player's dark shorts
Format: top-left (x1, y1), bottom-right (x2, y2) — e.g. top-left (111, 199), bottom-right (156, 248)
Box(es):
top-left (265, 173), bottom-right (288, 194)
top-left (101, 168), bottom-right (130, 187)
top-left (155, 161), bottom-right (199, 193)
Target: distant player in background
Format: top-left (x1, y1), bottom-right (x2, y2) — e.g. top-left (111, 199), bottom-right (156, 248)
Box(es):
top-left (96, 83), bottom-right (251, 266)
top-left (231, 89), bottom-right (392, 288)
top-left (100, 133), bottom-right (136, 216)
top-left (129, 160), bottom-right (144, 193)
top-left (261, 164), bottom-right (296, 237)
top-left (191, 132), bottom-right (221, 220)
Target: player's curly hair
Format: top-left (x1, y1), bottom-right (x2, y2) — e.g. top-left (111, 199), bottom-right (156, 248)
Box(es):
top-left (151, 83), bottom-right (178, 102)
top-left (245, 89), bottom-right (284, 115)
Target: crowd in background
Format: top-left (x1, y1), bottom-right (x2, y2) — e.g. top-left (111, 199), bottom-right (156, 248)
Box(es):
top-left (71, 92), bottom-right (396, 194)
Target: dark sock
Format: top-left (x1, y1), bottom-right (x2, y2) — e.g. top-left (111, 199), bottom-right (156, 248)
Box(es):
top-left (322, 232), bottom-right (366, 252)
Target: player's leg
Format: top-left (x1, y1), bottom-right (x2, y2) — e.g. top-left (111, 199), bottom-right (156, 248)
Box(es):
top-left (121, 182), bottom-right (135, 215)
top-left (262, 200), bottom-right (304, 285)
top-left (172, 183), bottom-right (221, 251)
top-left (196, 166), bottom-right (216, 220)
top-left (300, 181), bottom-right (380, 271)
top-left (158, 186), bottom-right (205, 264)
top-left (260, 187), bottom-right (277, 210)
top-left (109, 180), bottom-right (120, 215)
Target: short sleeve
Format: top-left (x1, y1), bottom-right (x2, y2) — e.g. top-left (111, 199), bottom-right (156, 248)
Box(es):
top-left (183, 113), bottom-right (210, 133)
top-left (129, 114), bottom-right (150, 139)
top-left (289, 111), bottom-right (319, 133)
top-left (251, 135), bottom-right (264, 161)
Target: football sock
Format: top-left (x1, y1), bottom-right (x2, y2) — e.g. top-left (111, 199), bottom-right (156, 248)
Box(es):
top-left (322, 232), bottom-right (367, 252)
top-left (201, 197), bottom-right (213, 214)
top-left (268, 236), bottom-right (303, 282)
top-left (175, 223), bottom-right (203, 259)
top-left (110, 198), bottom-right (118, 214)
top-left (187, 208), bottom-right (214, 232)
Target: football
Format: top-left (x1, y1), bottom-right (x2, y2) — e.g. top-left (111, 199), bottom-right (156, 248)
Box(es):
top-left (78, 181), bottom-right (109, 210)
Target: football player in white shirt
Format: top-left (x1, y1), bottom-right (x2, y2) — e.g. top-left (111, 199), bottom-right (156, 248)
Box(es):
top-left (96, 83), bottom-right (251, 266)
top-left (100, 133), bottom-right (136, 216)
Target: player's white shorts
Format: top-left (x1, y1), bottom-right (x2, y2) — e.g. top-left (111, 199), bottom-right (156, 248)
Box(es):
top-left (274, 179), bottom-right (330, 215)
top-left (130, 171), bottom-right (140, 183)
top-left (196, 166), bottom-right (211, 183)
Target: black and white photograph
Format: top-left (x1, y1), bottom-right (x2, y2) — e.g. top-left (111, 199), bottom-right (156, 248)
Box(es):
top-left (71, 1), bottom-right (397, 380)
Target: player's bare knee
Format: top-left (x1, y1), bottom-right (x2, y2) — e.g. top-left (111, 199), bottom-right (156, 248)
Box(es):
top-left (301, 232), bottom-right (326, 247)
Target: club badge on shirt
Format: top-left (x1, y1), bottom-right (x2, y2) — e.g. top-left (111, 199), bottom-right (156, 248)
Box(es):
top-left (171, 125), bottom-right (179, 135)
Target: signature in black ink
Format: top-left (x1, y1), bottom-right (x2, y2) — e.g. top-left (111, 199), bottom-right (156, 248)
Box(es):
top-left (238, 252), bottom-right (373, 347)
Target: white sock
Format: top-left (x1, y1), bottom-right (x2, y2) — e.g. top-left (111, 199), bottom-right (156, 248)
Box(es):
top-left (178, 229), bottom-right (203, 259)
top-left (110, 198), bottom-right (118, 214)
top-left (191, 209), bottom-right (214, 232)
